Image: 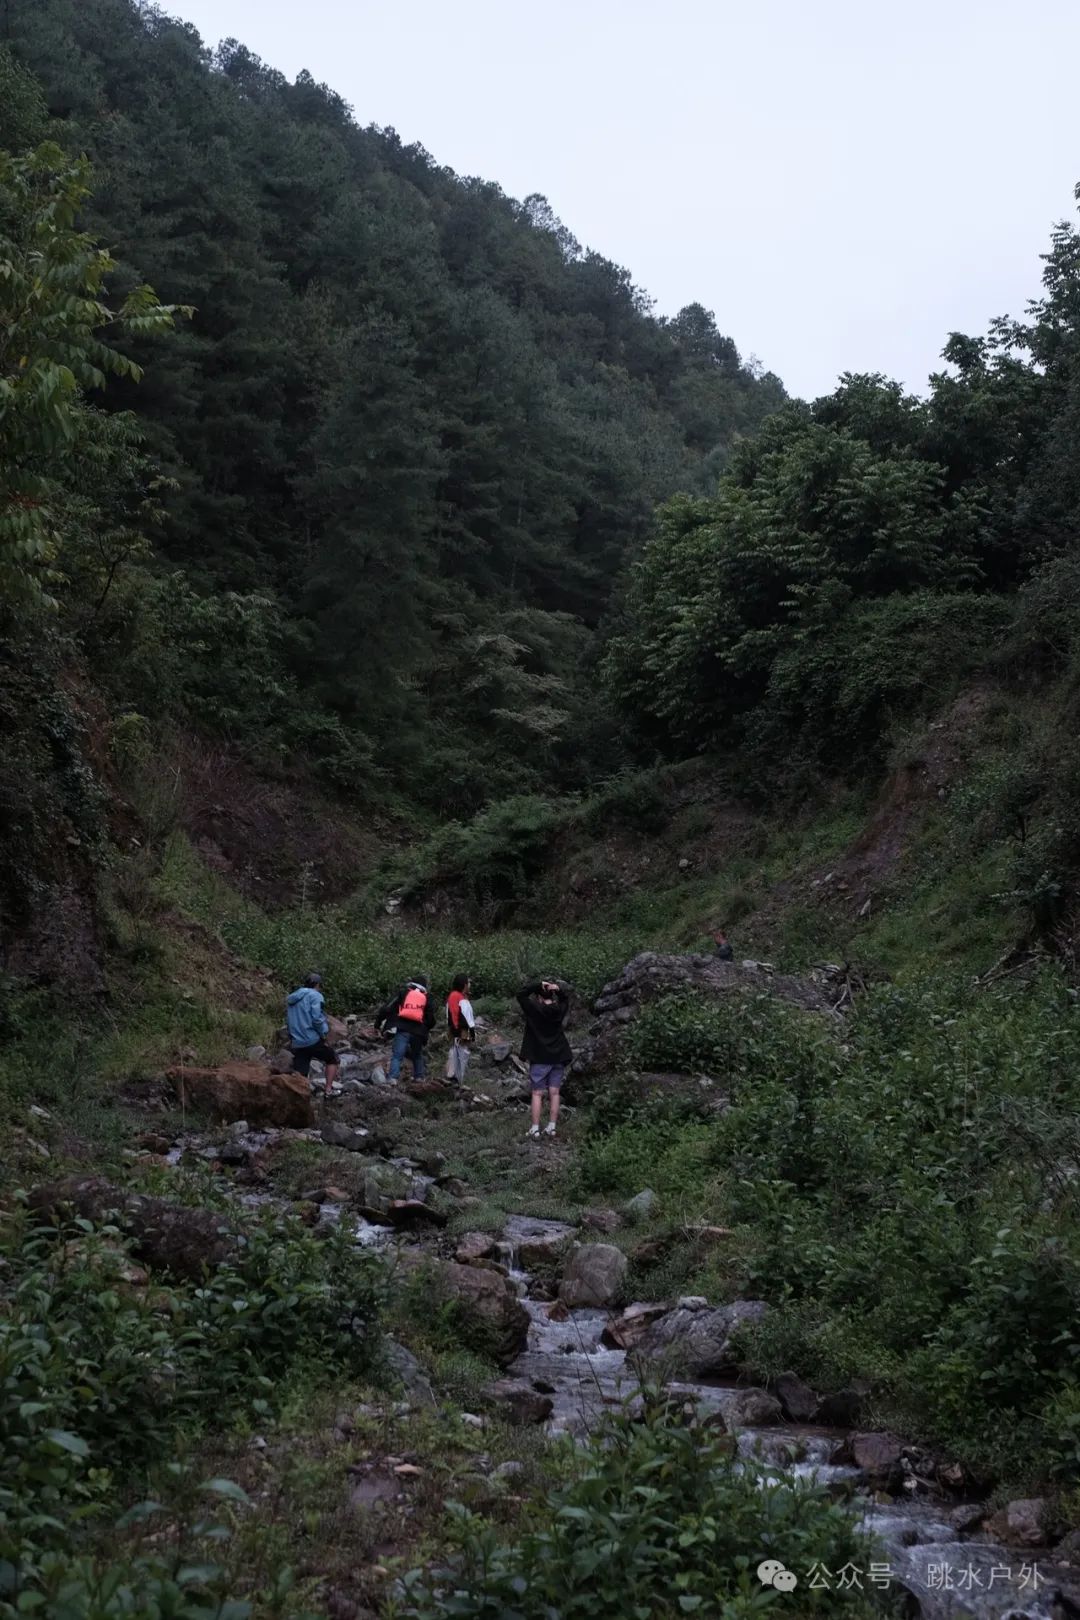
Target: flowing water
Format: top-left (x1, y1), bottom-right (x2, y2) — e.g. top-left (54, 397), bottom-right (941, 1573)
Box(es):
top-left (500, 1218), bottom-right (1074, 1620)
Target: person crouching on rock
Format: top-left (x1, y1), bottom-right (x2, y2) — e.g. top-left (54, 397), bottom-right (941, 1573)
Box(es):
top-left (286, 972), bottom-right (340, 1095)
top-left (382, 975), bottom-right (435, 1081)
top-left (517, 977), bottom-right (571, 1139)
top-left (445, 973), bottom-right (476, 1084)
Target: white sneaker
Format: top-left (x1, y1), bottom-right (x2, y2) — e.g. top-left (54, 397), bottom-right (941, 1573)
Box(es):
top-left (527, 1124), bottom-right (540, 1139)
top-left (544, 1122), bottom-right (557, 1137)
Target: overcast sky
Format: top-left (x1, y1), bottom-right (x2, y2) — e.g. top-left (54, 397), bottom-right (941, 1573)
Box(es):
top-left (171, 0), bottom-right (1080, 401)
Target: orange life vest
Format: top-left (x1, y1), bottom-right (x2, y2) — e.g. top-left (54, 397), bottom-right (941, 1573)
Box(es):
top-left (447, 989), bottom-right (465, 1031)
top-left (399, 986), bottom-right (427, 1023)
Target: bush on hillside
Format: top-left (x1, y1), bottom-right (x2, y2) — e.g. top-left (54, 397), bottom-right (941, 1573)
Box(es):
top-left (0, 1207), bottom-right (384, 1612)
top-left (580, 974), bottom-right (1080, 1484)
top-left (401, 1403), bottom-right (880, 1618)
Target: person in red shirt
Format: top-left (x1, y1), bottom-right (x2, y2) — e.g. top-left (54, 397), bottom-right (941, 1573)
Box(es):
top-left (445, 973), bottom-right (476, 1083)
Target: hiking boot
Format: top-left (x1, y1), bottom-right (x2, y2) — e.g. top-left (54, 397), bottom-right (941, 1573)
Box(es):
top-left (527, 1124), bottom-right (540, 1139)
top-left (544, 1121), bottom-right (557, 1136)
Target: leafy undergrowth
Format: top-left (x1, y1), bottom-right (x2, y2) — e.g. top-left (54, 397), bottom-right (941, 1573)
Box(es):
top-left (227, 908), bottom-right (640, 1014)
top-left (573, 974), bottom-right (1080, 1500)
top-left (398, 1403), bottom-right (885, 1619)
top-left (0, 1202), bottom-right (384, 1618)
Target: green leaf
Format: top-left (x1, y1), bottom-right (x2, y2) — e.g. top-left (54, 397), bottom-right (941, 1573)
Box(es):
top-left (200, 1477), bottom-right (251, 1504)
top-left (44, 1429), bottom-right (89, 1456)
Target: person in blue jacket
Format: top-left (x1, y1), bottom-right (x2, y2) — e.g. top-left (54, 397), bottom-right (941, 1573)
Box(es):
top-left (286, 972), bottom-right (340, 1093)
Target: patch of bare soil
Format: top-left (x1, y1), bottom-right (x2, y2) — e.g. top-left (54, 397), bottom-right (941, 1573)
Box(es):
top-left (748, 688), bottom-right (999, 940)
top-left (172, 737), bottom-right (391, 907)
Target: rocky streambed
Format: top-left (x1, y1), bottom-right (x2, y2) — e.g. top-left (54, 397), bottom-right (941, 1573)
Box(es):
top-left (91, 1046), bottom-right (1080, 1620)
top-left (491, 1216), bottom-right (1079, 1620)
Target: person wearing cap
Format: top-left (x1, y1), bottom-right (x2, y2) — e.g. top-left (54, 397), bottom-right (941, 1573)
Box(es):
top-left (286, 972), bottom-right (340, 1094)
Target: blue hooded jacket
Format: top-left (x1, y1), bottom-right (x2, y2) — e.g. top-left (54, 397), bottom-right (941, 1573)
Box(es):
top-left (287, 986), bottom-right (329, 1048)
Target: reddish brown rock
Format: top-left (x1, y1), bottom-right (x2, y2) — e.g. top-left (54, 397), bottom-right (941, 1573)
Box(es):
top-left (987, 1498), bottom-right (1047, 1547)
top-left (601, 1302), bottom-right (670, 1350)
top-left (850, 1432), bottom-right (905, 1476)
top-left (456, 1231), bottom-right (498, 1263)
top-left (168, 1063), bottom-right (313, 1127)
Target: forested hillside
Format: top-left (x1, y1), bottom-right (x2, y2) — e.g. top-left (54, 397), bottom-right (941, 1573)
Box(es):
top-left (2, 0), bottom-right (781, 791)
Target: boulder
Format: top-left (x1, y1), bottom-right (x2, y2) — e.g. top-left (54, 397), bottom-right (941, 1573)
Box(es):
top-left (728, 1388), bottom-right (783, 1427)
top-left (950, 1503), bottom-right (988, 1536)
top-left (443, 1261), bottom-right (530, 1364)
top-left (137, 1132), bottom-right (172, 1157)
top-left (849, 1431), bottom-right (904, 1478)
top-left (349, 1468), bottom-right (400, 1507)
top-left (1055, 1530), bottom-right (1080, 1565)
top-left (559, 1242), bottom-right (628, 1308)
top-left (29, 1177), bottom-right (235, 1279)
top-left (268, 1050), bottom-right (296, 1075)
top-left (169, 1062), bottom-right (312, 1128)
top-left (456, 1231), bottom-right (498, 1264)
top-left (814, 1382), bottom-right (869, 1427)
top-left (383, 1339), bottom-right (436, 1409)
top-left (354, 1160), bottom-right (414, 1216)
top-left (481, 1379), bottom-right (553, 1426)
top-left (384, 1199), bottom-right (447, 1230)
top-left (515, 1229), bottom-right (573, 1271)
top-left (577, 952), bottom-right (836, 1072)
top-left (601, 1301), bottom-right (670, 1350)
top-left (321, 1121), bottom-right (372, 1152)
top-left (624, 1188), bottom-right (656, 1223)
top-left (581, 1208), bottom-right (622, 1234)
top-left (772, 1371), bottom-right (819, 1424)
top-left (987, 1498), bottom-right (1048, 1547)
top-left (396, 1253), bottom-right (529, 1365)
top-left (631, 1299), bottom-right (768, 1378)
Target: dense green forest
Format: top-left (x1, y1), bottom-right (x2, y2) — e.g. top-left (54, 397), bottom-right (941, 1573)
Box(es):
top-left (1, 0), bottom-right (782, 797)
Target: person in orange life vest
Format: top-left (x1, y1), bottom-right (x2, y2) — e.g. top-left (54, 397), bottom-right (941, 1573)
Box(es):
top-left (383, 976), bottom-right (435, 1080)
top-left (445, 973), bottom-right (476, 1083)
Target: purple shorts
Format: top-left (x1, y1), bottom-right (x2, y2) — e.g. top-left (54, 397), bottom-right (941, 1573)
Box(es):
top-left (530, 1063), bottom-right (565, 1091)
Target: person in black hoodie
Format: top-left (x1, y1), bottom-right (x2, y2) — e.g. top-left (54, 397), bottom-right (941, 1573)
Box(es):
top-left (377, 976), bottom-right (437, 1080)
top-left (517, 977), bottom-right (571, 1139)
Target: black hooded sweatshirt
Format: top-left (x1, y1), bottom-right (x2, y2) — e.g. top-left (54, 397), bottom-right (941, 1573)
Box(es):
top-left (516, 980), bottom-right (572, 1066)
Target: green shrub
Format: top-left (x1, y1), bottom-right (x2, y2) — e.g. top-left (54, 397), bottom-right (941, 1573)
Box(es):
top-left (0, 1208), bottom-right (383, 1612)
top-left (401, 1403), bottom-right (880, 1617)
top-left (582, 973), bottom-right (1080, 1484)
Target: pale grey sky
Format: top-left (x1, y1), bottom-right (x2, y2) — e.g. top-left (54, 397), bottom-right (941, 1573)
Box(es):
top-left (172, 0), bottom-right (1080, 401)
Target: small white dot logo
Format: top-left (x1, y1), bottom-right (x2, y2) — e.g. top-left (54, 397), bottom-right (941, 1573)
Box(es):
top-left (757, 1560), bottom-right (798, 1591)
